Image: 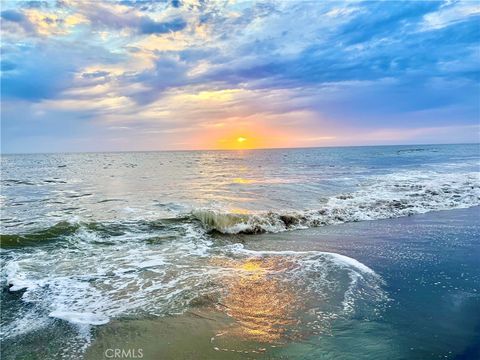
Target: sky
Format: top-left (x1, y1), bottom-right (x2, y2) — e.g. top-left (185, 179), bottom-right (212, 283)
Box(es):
top-left (1, 0), bottom-right (479, 153)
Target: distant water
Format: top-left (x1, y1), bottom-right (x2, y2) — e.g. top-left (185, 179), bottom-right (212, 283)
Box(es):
top-left (1, 144), bottom-right (479, 358)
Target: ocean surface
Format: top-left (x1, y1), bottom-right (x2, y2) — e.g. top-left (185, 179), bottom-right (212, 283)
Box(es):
top-left (1, 144), bottom-right (479, 359)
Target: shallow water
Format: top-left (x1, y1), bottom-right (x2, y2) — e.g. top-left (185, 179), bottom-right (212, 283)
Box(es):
top-left (1, 144), bottom-right (479, 359)
top-left (80, 207), bottom-right (478, 360)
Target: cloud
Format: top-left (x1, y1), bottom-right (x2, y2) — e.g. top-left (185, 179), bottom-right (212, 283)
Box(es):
top-left (1, 60), bottom-right (17, 72)
top-left (81, 70), bottom-right (110, 79)
top-left (1, 9), bottom-right (35, 33)
top-left (1, 39), bottom-right (124, 101)
top-left (74, 2), bottom-right (187, 35)
top-left (139, 16), bottom-right (186, 34)
top-left (1, 9), bottom-right (26, 22)
top-left (20, 1), bottom-right (51, 9)
top-left (421, 2), bottom-right (480, 30)
top-left (1, 0), bottom-right (479, 152)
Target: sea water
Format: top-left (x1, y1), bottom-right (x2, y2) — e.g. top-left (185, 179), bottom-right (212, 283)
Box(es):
top-left (1, 144), bottom-right (479, 359)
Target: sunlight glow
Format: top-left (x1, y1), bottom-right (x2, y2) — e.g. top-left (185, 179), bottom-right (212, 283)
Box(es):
top-left (209, 257), bottom-right (300, 342)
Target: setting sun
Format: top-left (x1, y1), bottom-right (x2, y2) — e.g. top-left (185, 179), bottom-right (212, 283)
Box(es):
top-left (212, 126), bottom-right (291, 150)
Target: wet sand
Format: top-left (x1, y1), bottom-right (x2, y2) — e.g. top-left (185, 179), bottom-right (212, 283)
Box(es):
top-left (85, 207), bottom-right (480, 360)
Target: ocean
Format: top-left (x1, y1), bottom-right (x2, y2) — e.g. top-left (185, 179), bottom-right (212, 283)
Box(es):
top-left (1, 144), bottom-right (479, 359)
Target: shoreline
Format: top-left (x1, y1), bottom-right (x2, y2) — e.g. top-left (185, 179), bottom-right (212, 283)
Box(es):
top-left (80, 207), bottom-right (480, 360)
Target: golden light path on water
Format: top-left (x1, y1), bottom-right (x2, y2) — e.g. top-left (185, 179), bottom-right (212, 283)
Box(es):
top-left (211, 257), bottom-right (304, 344)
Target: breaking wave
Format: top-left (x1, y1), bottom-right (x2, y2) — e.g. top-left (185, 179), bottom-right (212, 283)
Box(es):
top-left (193, 171), bottom-right (480, 234)
top-left (2, 241), bottom-right (387, 343)
top-left (2, 221), bottom-right (387, 356)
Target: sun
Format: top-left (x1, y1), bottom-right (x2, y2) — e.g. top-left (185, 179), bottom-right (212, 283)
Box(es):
top-left (216, 134), bottom-right (256, 149)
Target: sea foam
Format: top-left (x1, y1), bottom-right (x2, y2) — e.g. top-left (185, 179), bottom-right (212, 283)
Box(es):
top-left (49, 311), bottom-right (109, 325)
top-left (193, 171), bottom-right (480, 234)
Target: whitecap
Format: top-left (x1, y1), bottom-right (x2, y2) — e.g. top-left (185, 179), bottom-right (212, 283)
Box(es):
top-left (192, 171), bottom-right (480, 234)
top-left (49, 311), bottom-right (109, 326)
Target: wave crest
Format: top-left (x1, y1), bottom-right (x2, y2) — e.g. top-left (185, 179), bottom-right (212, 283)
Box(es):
top-left (193, 172), bottom-right (480, 234)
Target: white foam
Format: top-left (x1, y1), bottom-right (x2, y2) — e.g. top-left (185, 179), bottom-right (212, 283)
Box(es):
top-left (5, 261), bottom-right (39, 292)
top-left (49, 311), bottom-right (109, 325)
top-left (138, 258), bottom-right (166, 269)
top-left (1, 224), bottom-right (388, 353)
top-left (327, 252), bottom-right (375, 275)
top-left (192, 170), bottom-right (480, 234)
top-left (231, 246), bottom-right (376, 276)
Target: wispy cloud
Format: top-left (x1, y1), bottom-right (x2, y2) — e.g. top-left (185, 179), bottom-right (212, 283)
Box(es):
top-left (1, 0), bottom-right (479, 152)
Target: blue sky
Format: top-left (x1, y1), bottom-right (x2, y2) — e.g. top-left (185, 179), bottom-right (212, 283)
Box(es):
top-left (1, 0), bottom-right (479, 152)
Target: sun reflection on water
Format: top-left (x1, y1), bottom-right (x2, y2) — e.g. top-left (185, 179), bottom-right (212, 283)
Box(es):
top-left (232, 177), bottom-right (255, 184)
top-left (212, 257), bottom-right (302, 343)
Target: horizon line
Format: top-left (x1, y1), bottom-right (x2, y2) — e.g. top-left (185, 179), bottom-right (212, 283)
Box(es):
top-left (1, 141), bottom-right (478, 156)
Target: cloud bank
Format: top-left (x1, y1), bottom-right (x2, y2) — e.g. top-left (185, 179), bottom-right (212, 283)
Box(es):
top-left (1, 0), bottom-right (479, 152)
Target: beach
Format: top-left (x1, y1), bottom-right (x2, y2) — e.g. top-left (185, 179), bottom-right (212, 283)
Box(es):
top-left (2, 1), bottom-right (479, 358)
top-left (81, 207), bottom-right (480, 360)
top-left (1, 144), bottom-right (479, 359)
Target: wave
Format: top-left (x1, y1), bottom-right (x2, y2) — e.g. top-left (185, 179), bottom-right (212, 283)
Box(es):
top-left (3, 243), bottom-right (386, 338)
top-left (0, 218), bottom-right (188, 248)
top-left (192, 171), bottom-right (480, 234)
top-left (3, 172), bottom-right (479, 241)
top-left (0, 221), bottom-right (81, 248)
